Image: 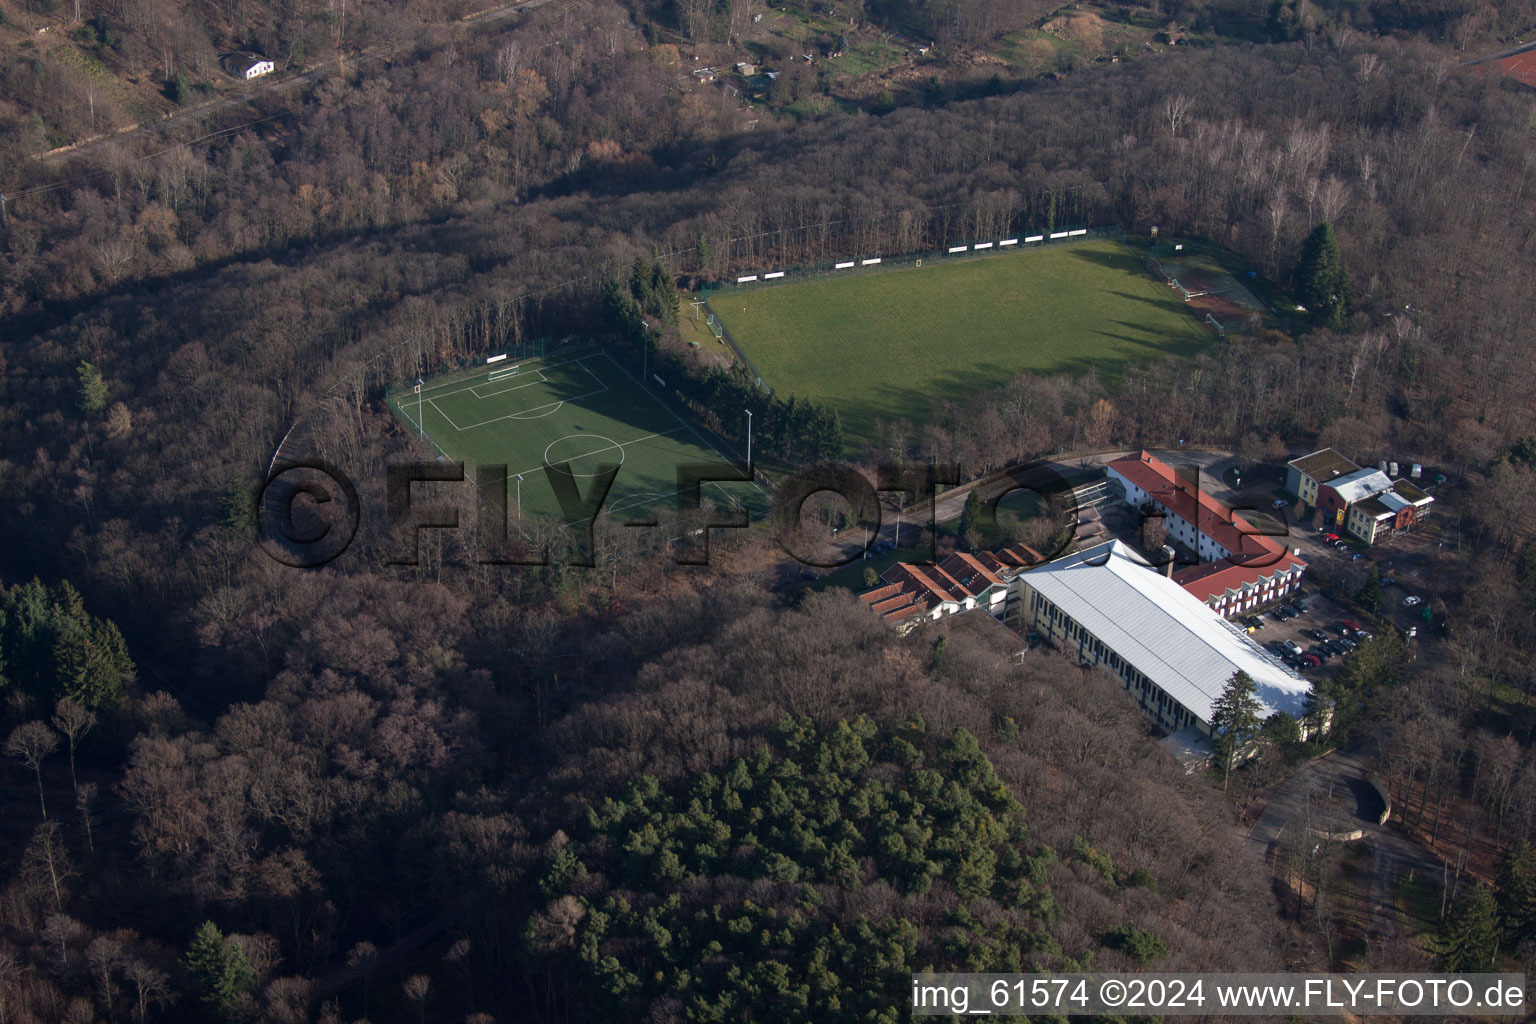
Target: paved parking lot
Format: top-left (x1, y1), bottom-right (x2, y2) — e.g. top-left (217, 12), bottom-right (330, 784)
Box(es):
top-left (1239, 592), bottom-right (1366, 683)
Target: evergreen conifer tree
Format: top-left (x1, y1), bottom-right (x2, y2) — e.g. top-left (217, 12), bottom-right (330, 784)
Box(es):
top-left (1296, 221), bottom-right (1352, 328)
top-left (1434, 882), bottom-right (1501, 973)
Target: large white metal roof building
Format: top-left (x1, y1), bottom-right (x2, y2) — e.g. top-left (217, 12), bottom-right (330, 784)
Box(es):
top-left (1016, 540), bottom-right (1312, 728)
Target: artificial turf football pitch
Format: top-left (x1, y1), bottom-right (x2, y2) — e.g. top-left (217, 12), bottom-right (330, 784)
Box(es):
top-left (712, 239), bottom-right (1214, 449)
top-left (389, 349), bottom-right (767, 523)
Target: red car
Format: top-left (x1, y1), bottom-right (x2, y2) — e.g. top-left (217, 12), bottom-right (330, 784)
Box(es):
top-left (1302, 653), bottom-right (1322, 667)
top-left (1323, 533), bottom-right (1340, 542)
top-left (1343, 619), bottom-right (1363, 633)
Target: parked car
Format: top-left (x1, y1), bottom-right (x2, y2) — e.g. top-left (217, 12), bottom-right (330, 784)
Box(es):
top-left (1340, 636), bottom-right (1358, 650)
top-left (1302, 653), bottom-right (1322, 667)
top-left (1279, 603), bottom-right (1300, 617)
top-left (1272, 499), bottom-right (1289, 509)
top-left (1266, 641), bottom-right (1288, 657)
top-left (1246, 615), bottom-right (1265, 630)
top-left (1322, 533), bottom-right (1340, 542)
top-left (1343, 620), bottom-right (1363, 632)
top-left (1283, 639), bottom-right (1303, 656)
top-left (1306, 628), bottom-right (1329, 642)
top-left (1404, 595), bottom-right (1423, 606)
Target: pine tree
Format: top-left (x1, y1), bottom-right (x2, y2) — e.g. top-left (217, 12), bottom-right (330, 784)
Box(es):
top-left (44, 589), bottom-right (132, 709)
top-left (1301, 684), bottom-right (1335, 738)
top-left (815, 407), bottom-right (842, 460)
top-left (959, 490), bottom-right (983, 551)
top-left (76, 361), bottom-right (108, 414)
top-left (185, 921), bottom-right (256, 1019)
top-left (1354, 565), bottom-right (1383, 613)
top-left (649, 260), bottom-right (677, 325)
top-left (219, 478), bottom-right (257, 534)
top-left (1210, 670), bottom-right (1263, 790)
top-left (629, 258), bottom-right (651, 312)
top-left (1295, 221), bottom-right (1352, 329)
top-left (601, 277), bottom-right (645, 344)
top-left (1497, 841), bottom-right (1536, 952)
top-left (1434, 882), bottom-right (1501, 972)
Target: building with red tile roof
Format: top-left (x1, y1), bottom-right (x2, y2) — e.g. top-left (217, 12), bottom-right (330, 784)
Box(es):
top-left (858, 550), bottom-right (1020, 632)
top-left (1106, 451), bottom-right (1306, 618)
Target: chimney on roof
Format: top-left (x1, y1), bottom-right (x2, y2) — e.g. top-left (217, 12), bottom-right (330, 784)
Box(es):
top-left (1160, 545), bottom-right (1177, 577)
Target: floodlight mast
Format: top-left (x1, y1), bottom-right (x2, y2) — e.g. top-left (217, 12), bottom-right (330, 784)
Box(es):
top-left (416, 378), bottom-right (425, 438)
top-left (516, 474), bottom-right (524, 519)
top-left (745, 409), bottom-right (753, 471)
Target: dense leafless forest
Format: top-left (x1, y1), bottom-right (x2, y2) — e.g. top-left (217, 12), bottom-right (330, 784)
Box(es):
top-left (2, 0), bottom-right (1536, 1018)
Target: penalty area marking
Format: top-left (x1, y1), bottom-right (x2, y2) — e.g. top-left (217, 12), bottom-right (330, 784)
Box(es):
top-left (508, 400), bottom-right (566, 420)
top-left (449, 362), bottom-right (610, 431)
top-left (469, 369), bottom-right (549, 400)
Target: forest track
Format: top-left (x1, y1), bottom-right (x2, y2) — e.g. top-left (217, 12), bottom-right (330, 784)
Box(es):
top-left (29, 0), bottom-right (558, 173)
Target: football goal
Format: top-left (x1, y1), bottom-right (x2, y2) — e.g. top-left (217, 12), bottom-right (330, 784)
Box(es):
top-left (488, 365), bottom-right (521, 383)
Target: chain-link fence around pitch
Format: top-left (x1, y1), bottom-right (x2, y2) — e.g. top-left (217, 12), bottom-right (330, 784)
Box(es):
top-left (697, 299), bottom-right (771, 394)
top-left (699, 225), bottom-right (1120, 296)
top-left (384, 335), bottom-right (578, 456)
top-left (383, 336), bottom-right (564, 405)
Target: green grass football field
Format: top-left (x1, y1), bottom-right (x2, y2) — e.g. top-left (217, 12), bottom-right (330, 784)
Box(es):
top-left (389, 349), bottom-right (767, 523)
top-left (713, 239), bottom-right (1214, 449)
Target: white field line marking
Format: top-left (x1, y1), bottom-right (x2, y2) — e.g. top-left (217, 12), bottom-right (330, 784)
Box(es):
top-left (413, 353), bottom-right (596, 404)
top-left (508, 429), bottom-right (683, 481)
top-left (430, 397), bottom-right (459, 432)
top-left (454, 363), bottom-right (610, 431)
top-left (469, 369), bottom-right (549, 399)
top-left (589, 350), bottom-right (769, 506)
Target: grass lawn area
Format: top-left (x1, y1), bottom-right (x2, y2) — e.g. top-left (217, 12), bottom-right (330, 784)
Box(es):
top-left (936, 487), bottom-right (1047, 543)
top-left (825, 38), bottom-right (905, 78)
top-left (713, 239), bottom-right (1213, 452)
top-left (805, 548), bottom-right (935, 594)
top-left (388, 348), bottom-right (768, 523)
top-left (1395, 869), bottom-right (1441, 932)
top-left (995, 28), bottom-right (1073, 72)
top-left (678, 296), bottom-right (730, 352)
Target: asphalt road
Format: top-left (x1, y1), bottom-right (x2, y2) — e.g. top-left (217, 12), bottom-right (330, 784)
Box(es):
top-left (1245, 749), bottom-right (1444, 947)
top-left (1462, 38), bottom-right (1536, 66)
